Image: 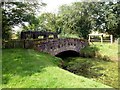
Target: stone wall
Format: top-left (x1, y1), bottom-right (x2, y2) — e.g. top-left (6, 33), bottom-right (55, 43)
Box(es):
top-left (34, 38), bottom-right (88, 56)
top-left (2, 38), bottom-right (88, 56)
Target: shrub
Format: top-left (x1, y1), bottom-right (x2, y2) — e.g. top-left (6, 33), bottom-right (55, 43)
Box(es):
top-left (80, 45), bottom-right (112, 62)
top-left (80, 46), bottom-right (99, 58)
top-left (63, 58), bottom-right (104, 78)
top-left (102, 55), bottom-right (111, 61)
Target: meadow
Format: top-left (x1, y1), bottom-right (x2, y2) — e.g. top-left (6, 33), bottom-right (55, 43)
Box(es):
top-left (2, 49), bottom-right (112, 88)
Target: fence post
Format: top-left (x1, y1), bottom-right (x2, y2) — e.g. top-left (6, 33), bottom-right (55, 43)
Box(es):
top-left (88, 35), bottom-right (90, 42)
top-left (110, 35), bottom-right (113, 44)
top-left (100, 35), bottom-right (103, 44)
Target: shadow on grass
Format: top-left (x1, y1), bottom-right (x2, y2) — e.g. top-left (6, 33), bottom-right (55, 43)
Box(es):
top-left (2, 49), bottom-right (62, 84)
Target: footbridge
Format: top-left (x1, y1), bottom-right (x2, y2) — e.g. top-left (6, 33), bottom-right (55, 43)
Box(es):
top-left (34, 38), bottom-right (88, 56)
top-left (19, 31), bottom-right (88, 56)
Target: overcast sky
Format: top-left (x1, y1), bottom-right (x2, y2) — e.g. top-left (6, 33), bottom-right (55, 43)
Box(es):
top-left (41, 0), bottom-right (82, 13)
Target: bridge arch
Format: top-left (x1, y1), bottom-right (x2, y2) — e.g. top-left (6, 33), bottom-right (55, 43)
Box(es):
top-left (34, 38), bottom-right (88, 56)
top-left (55, 50), bottom-right (80, 58)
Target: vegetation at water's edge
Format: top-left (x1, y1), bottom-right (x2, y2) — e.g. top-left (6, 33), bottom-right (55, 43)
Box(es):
top-left (80, 42), bottom-right (118, 61)
top-left (62, 42), bottom-right (118, 88)
top-left (2, 49), bottom-right (112, 88)
top-left (62, 57), bottom-right (118, 88)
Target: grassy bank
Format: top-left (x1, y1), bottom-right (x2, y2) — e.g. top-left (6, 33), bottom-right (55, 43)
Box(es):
top-left (63, 42), bottom-right (118, 88)
top-left (63, 57), bottom-right (118, 88)
top-left (90, 42), bottom-right (118, 61)
top-left (2, 49), bottom-right (112, 88)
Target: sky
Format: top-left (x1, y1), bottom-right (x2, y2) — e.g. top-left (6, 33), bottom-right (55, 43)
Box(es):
top-left (41, 0), bottom-right (82, 14)
top-left (41, 0), bottom-right (114, 14)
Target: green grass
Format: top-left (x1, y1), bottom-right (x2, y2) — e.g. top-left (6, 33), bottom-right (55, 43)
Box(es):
top-left (2, 49), bottom-right (112, 88)
top-left (63, 57), bottom-right (118, 88)
top-left (63, 42), bottom-right (119, 88)
top-left (59, 34), bottom-right (79, 38)
top-left (90, 42), bottom-right (118, 61)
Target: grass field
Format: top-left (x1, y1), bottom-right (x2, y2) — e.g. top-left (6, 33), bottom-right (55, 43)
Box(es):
top-left (2, 49), bottom-right (112, 88)
top-left (90, 42), bottom-right (118, 61)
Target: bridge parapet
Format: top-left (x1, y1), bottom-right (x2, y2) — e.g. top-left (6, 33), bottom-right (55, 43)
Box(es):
top-left (34, 38), bottom-right (88, 56)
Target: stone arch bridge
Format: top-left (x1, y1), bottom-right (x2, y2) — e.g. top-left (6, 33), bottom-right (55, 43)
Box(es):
top-left (34, 38), bottom-right (88, 56)
top-left (19, 31), bottom-right (88, 56)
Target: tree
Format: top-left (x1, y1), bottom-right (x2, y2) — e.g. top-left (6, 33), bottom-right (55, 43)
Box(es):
top-left (58, 2), bottom-right (120, 39)
top-left (2, 2), bottom-right (46, 40)
top-left (88, 2), bottom-right (120, 38)
top-left (58, 2), bottom-right (92, 39)
top-left (38, 13), bottom-right (62, 33)
top-left (104, 2), bottom-right (120, 38)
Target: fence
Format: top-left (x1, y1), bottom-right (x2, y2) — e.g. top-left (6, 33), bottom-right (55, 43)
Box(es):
top-left (2, 39), bottom-right (57, 49)
top-left (2, 39), bottom-right (37, 49)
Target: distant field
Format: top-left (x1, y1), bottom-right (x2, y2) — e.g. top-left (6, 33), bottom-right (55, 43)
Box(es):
top-left (2, 49), bottom-right (112, 88)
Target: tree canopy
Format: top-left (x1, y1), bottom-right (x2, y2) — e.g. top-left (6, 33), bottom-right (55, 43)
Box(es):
top-left (2, 2), bottom-right (46, 40)
top-left (2, 1), bottom-right (120, 40)
top-left (57, 2), bottom-right (120, 39)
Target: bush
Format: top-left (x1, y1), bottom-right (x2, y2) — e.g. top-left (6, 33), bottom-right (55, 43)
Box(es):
top-left (102, 55), bottom-right (111, 61)
top-left (80, 45), bottom-right (112, 62)
top-left (62, 58), bottom-right (104, 78)
top-left (65, 60), bottom-right (93, 75)
top-left (80, 46), bottom-right (99, 58)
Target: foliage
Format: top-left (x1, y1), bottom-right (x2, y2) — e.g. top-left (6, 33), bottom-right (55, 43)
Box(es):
top-left (91, 2), bottom-right (120, 38)
top-left (37, 13), bottom-right (63, 34)
top-left (92, 42), bottom-right (118, 61)
top-left (80, 42), bottom-right (118, 61)
top-left (38, 13), bottom-right (56, 32)
top-left (80, 45), bottom-right (99, 58)
top-left (57, 2), bottom-right (120, 39)
top-left (63, 57), bottom-right (118, 88)
top-left (2, 1), bottom-right (120, 40)
top-left (58, 3), bottom-right (92, 39)
top-left (62, 42), bottom-right (118, 88)
top-left (2, 49), bottom-right (111, 88)
top-left (2, 2), bottom-right (45, 40)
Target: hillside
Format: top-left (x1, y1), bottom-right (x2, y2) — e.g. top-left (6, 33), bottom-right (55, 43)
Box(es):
top-left (2, 49), bottom-right (112, 88)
